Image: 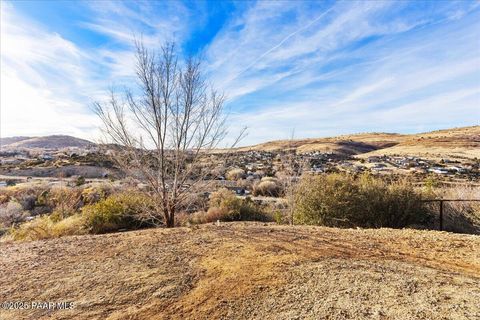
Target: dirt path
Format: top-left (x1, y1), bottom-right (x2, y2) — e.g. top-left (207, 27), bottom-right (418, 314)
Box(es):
top-left (1, 223), bottom-right (479, 319)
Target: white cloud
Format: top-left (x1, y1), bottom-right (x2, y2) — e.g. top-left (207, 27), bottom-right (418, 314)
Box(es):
top-left (0, 3), bottom-right (100, 140)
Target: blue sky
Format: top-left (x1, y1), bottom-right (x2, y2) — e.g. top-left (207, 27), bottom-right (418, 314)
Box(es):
top-left (1, 0), bottom-right (479, 145)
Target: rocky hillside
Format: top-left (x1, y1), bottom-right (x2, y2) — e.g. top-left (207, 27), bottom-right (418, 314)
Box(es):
top-left (239, 126), bottom-right (480, 159)
top-left (0, 223), bottom-right (479, 320)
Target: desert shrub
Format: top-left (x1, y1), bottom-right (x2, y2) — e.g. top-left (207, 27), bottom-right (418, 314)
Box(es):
top-left (7, 215), bottom-right (54, 241)
top-left (226, 168), bottom-right (245, 181)
top-left (253, 178), bottom-right (281, 197)
top-left (80, 184), bottom-right (114, 205)
top-left (75, 176), bottom-right (86, 186)
top-left (0, 194), bottom-right (11, 205)
top-left (19, 195), bottom-right (37, 211)
top-left (206, 188), bottom-right (271, 222)
top-left (0, 201), bottom-right (28, 227)
top-left (82, 192), bottom-right (155, 234)
top-left (51, 214), bottom-right (87, 237)
top-left (34, 187), bottom-right (82, 219)
top-left (293, 173), bottom-right (430, 228)
top-left (51, 188), bottom-right (82, 218)
top-left (6, 214), bottom-right (86, 241)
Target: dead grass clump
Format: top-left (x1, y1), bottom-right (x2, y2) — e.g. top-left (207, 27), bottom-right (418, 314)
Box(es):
top-left (226, 168), bottom-right (246, 181)
top-left (6, 214), bottom-right (87, 241)
top-left (253, 177), bottom-right (282, 197)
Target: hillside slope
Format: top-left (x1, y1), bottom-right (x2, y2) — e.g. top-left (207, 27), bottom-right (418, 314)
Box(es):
top-left (1, 223), bottom-right (479, 320)
top-left (237, 133), bottom-right (407, 155)
top-left (238, 126), bottom-right (480, 159)
top-left (2, 135), bottom-right (94, 150)
top-left (0, 137), bottom-right (31, 147)
top-left (361, 126), bottom-right (480, 160)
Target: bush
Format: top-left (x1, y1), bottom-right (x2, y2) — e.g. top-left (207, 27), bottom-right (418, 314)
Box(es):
top-left (0, 201), bottom-right (28, 227)
top-left (205, 188), bottom-right (272, 222)
top-left (226, 168), bottom-right (245, 181)
top-left (80, 184), bottom-right (114, 205)
top-left (253, 178), bottom-right (281, 197)
top-left (75, 176), bottom-right (86, 186)
top-left (7, 214), bottom-right (86, 241)
top-left (82, 192), bottom-right (155, 234)
top-left (293, 173), bottom-right (430, 228)
top-left (40, 187), bottom-right (82, 219)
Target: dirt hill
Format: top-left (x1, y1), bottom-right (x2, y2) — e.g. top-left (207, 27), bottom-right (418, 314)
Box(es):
top-left (238, 126), bottom-right (480, 159)
top-left (237, 132), bottom-right (406, 155)
top-left (361, 126), bottom-right (480, 160)
top-left (1, 135), bottom-right (94, 150)
top-left (1, 223), bottom-right (479, 320)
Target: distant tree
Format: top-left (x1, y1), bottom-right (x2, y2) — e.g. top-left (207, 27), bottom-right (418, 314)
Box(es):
top-left (94, 40), bottom-right (244, 227)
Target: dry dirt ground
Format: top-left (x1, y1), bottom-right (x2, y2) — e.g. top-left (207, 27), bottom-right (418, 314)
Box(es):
top-left (1, 223), bottom-right (479, 320)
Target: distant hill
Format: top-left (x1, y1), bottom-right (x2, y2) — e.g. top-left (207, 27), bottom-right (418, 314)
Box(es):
top-left (0, 136), bottom-right (32, 147)
top-left (360, 126), bottom-right (480, 160)
top-left (1, 135), bottom-right (94, 150)
top-left (238, 126), bottom-right (480, 159)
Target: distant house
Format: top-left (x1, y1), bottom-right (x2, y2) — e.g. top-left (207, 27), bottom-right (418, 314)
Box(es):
top-left (226, 186), bottom-right (246, 195)
top-left (429, 167), bottom-right (448, 174)
top-left (41, 154), bottom-right (53, 161)
top-left (448, 166), bottom-right (467, 173)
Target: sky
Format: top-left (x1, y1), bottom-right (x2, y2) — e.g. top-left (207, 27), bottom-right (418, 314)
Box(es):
top-left (1, 0), bottom-right (479, 146)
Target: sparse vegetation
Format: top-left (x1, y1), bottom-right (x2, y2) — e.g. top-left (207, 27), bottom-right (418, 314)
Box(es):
top-left (0, 201), bottom-right (28, 228)
top-left (226, 168), bottom-right (246, 181)
top-left (82, 192), bottom-right (155, 233)
top-left (293, 173), bottom-right (431, 228)
top-left (253, 177), bottom-right (281, 197)
top-left (177, 188), bottom-right (272, 225)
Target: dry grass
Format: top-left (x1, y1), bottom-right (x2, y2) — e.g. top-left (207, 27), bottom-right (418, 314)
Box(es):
top-left (235, 126), bottom-right (480, 159)
top-left (361, 126), bottom-right (480, 160)
top-left (0, 222), bottom-right (479, 320)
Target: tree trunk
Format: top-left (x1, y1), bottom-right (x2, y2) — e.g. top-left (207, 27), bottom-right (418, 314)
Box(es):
top-left (165, 208), bottom-right (175, 228)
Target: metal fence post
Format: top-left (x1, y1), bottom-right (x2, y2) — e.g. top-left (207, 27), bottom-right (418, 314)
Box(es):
top-left (439, 200), bottom-right (444, 231)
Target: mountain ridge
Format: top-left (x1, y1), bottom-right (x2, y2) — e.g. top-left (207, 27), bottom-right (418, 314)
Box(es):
top-left (0, 135), bottom-right (94, 150)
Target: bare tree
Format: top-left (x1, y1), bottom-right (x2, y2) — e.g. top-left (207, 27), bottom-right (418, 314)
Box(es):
top-left (276, 130), bottom-right (305, 225)
top-left (94, 40), bottom-right (243, 227)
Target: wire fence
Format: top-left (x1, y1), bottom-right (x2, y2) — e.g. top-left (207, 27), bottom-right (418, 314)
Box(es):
top-left (421, 199), bottom-right (480, 231)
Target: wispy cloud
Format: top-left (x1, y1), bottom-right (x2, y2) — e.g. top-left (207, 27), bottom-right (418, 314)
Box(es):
top-left (203, 1), bottom-right (480, 144)
top-left (1, 0), bottom-right (479, 145)
top-left (0, 2), bottom-right (100, 139)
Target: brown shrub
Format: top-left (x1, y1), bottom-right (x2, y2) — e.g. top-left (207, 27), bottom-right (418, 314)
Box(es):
top-left (293, 173), bottom-right (431, 228)
top-left (253, 180), bottom-right (281, 197)
top-left (226, 168), bottom-right (245, 181)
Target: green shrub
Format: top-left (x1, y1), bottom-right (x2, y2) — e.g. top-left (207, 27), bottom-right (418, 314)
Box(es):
top-left (75, 176), bottom-right (86, 186)
top-left (293, 173), bottom-right (431, 228)
top-left (82, 192), bottom-right (155, 234)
